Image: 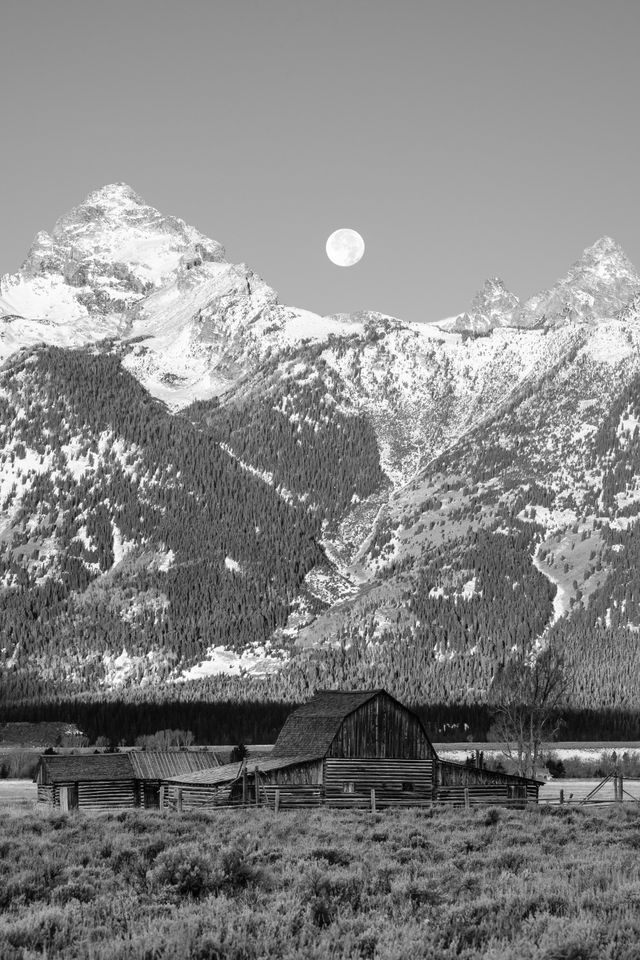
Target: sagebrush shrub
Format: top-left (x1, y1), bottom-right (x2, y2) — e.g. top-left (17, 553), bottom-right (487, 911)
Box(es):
top-left (148, 844), bottom-right (222, 899)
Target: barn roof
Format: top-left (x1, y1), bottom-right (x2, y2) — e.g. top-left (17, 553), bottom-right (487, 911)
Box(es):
top-left (166, 755), bottom-right (320, 786)
top-left (128, 751), bottom-right (220, 780)
top-left (270, 690), bottom-right (386, 758)
top-left (37, 754), bottom-right (134, 784)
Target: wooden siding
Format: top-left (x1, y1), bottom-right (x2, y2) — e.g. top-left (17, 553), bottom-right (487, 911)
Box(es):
top-left (324, 759), bottom-right (433, 807)
top-left (76, 780), bottom-right (136, 810)
top-left (435, 761), bottom-right (540, 806)
top-left (326, 693), bottom-right (435, 760)
top-left (37, 784), bottom-right (54, 805)
top-left (164, 782), bottom-right (233, 810)
top-left (42, 780), bottom-right (137, 810)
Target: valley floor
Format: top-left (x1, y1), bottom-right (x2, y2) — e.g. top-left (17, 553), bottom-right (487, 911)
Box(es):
top-left (0, 805), bottom-right (639, 959)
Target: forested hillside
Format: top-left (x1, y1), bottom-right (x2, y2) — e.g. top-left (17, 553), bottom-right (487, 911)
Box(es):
top-left (3, 185), bottom-right (640, 729)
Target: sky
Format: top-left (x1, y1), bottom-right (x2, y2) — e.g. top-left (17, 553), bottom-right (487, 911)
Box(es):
top-left (2, 0), bottom-right (640, 324)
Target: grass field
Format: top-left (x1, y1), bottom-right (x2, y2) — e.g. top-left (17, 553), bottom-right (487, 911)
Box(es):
top-left (0, 780), bottom-right (36, 807)
top-left (1, 805), bottom-right (640, 959)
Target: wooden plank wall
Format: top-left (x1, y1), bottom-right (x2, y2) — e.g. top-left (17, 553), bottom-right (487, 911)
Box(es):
top-left (435, 760), bottom-right (539, 806)
top-left (37, 784), bottom-right (54, 805)
top-left (164, 783), bottom-right (233, 811)
top-left (327, 694), bottom-right (435, 760)
top-left (324, 759), bottom-right (433, 807)
top-left (40, 780), bottom-right (137, 810)
top-left (261, 785), bottom-right (323, 809)
top-left (77, 781), bottom-right (136, 810)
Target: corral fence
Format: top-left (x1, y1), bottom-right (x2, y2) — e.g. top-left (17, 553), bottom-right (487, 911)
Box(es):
top-left (162, 773), bottom-right (640, 815)
top-left (539, 774), bottom-right (640, 806)
top-left (163, 786), bottom-right (536, 814)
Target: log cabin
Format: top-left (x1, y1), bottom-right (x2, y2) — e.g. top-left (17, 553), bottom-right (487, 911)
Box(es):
top-left (35, 750), bottom-right (220, 811)
top-left (163, 690), bottom-right (541, 810)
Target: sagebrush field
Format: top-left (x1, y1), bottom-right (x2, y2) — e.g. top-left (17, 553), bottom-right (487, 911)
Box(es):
top-left (1, 805), bottom-right (639, 959)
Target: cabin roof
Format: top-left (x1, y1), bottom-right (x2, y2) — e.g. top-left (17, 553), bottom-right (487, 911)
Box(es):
top-left (271, 690), bottom-right (386, 758)
top-left (166, 755), bottom-right (321, 786)
top-left (36, 750), bottom-right (221, 784)
top-left (37, 754), bottom-right (134, 784)
top-left (128, 751), bottom-right (220, 780)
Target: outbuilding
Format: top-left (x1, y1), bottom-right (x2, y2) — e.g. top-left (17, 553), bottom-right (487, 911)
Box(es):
top-left (35, 750), bottom-right (220, 811)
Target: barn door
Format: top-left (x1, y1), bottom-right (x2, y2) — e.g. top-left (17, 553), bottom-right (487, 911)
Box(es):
top-left (143, 783), bottom-right (160, 808)
top-left (59, 785), bottom-right (78, 812)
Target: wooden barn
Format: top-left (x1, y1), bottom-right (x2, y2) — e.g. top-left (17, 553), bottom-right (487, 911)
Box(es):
top-left (163, 690), bottom-right (541, 811)
top-left (35, 750), bottom-right (219, 811)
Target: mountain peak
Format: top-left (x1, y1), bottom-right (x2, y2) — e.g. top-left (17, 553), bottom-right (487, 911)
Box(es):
top-left (568, 236), bottom-right (639, 283)
top-left (442, 276), bottom-right (519, 335)
top-left (1, 183), bottom-right (225, 330)
top-left (82, 182), bottom-right (146, 208)
top-left (513, 236), bottom-right (640, 328)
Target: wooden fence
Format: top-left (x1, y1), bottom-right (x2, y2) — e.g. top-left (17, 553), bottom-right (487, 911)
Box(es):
top-left (539, 775), bottom-right (640, 806)
top-left (163, 785), bottom-right (536, 814)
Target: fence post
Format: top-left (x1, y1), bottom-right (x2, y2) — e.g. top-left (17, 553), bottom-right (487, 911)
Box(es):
top-left (274, 789), bottom-right (280, 814)
top-left (559, 789), bottom-right (564, 806)
top-left (370, 788), bottom-right (376, 814)
top-left (619, 774), bottom-right (624, 803)
top-left (177, 789), bottom-right (183, 814)
top-left (255, 768), bottom-right (260, 806)
top-left (159, 785), bottom-right (165, 811)
top-left (464, 787), bottom-right (470, 810)
top-left (242, 764), bottom-right (248, 805)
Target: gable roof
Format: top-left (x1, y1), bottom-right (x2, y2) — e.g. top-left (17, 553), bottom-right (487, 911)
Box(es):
top-left (36, 750), bottom-right (221, 784)
top-left (37, 754), bottom-right (134, 784)
top-left (271, 690), bottom-right (385, 758)
top-left (166, 755), bottom-right (321, 786)
top-left (129, 751), bottom-right (220, 780)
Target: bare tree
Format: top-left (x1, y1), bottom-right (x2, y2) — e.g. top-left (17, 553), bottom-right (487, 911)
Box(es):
top-left (489, 647), bottom-right (572, 780)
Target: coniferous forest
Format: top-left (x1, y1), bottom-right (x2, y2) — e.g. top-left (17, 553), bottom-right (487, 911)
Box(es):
top-left (1, 339), bottom-right (640, 743)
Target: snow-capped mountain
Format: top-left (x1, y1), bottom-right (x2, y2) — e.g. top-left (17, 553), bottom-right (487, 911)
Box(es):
top-left (2, 184), bottom-right (640, 713)
top-left (446, 236), bottom-right (640, 334)
top-left (0, 183), bottom-right (364, 409)
top-left (513, 236), bottom-right (640, 328)
top-left (445, 278), bottom-right (520, 334)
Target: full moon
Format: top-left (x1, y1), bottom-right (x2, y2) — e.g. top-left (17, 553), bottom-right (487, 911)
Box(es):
top-left (326, 228), bottom-right (365, 267)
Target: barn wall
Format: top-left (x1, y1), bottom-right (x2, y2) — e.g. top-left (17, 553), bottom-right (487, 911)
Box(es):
top-left (435, 761), bottom-right (539, 806)
top-left (324, 758), bottom-right (433, 806)
top-left (164, 782), bottom-right (233, 810)
top-left (327, 694), bottom-right (435, 760)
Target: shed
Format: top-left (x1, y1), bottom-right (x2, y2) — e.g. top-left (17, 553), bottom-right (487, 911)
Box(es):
top-left (129, 751), bottom-right (220, 808)
top-left (164, 689), bottom-right (541, 810)
top-left (35, 750), bottom-right (219, 811)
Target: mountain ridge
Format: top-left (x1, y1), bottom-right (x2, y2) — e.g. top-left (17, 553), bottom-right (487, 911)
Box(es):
top-left (2, 184), bottom-right (640, 713)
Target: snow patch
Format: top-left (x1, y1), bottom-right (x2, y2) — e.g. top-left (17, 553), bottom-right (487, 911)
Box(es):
top-left (179, 645), bottom-right (285, 680)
